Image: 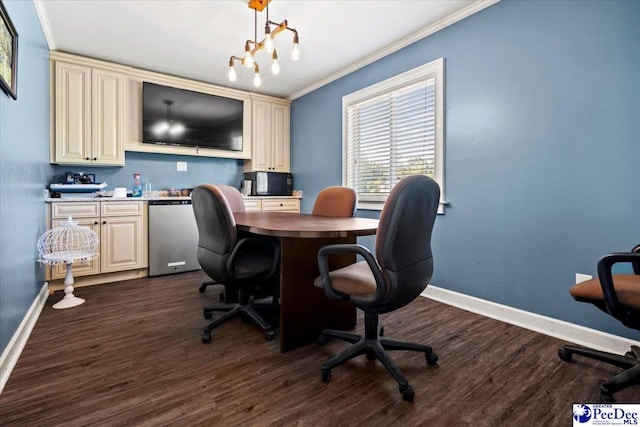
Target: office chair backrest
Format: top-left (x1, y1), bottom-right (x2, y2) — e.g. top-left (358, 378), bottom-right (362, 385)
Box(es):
top-left (312, 186), bottom-right (357, 217)
top-left (375, 175), bottom-right (440, 309)
top-left (217, 185), bottom-right (245, 213)
top-left (192, 184), bottom-right (237, 282)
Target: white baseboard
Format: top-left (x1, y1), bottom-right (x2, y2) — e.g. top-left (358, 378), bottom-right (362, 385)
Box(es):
top-left (422, 285), bottom-right (640, 355)
top-left (0, 282), bottom-right (49, 394)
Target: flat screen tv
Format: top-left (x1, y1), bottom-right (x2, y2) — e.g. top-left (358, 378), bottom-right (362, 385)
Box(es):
top-left (142, 82), bottom-right (243, 151)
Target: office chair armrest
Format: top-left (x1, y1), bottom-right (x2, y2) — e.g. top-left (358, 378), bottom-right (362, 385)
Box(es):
top-left (633, 244), bottom-right (640, 275)
top-left (597, 251), bottom-right (640, 318)
top-left (317, 244), bottom-right (386, 301)
top-left (228, 236), bottom-right (280, 279)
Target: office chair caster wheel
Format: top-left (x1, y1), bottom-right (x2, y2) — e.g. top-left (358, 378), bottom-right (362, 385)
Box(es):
top-left (625, 351), bottom-right (637, 359)
top-left (317, 333), bottom-right (328, 345)
top-left (426, 351), bottom-right (438, 365)
top-left (400, 384), bottom-right (414, 402)
top-left (264, 330), bottom-right (275, 341)
top-left (199, 284), bottom-right (206, 293)
top-left (203, 309), bottom-right (213, 320)
top-left (558, 347), bottom-right (572, 362)
top-left (202, 331), bottom-right (211, 344)
top-left (321, 367), bottom-right (331, 382)
top-left (219, 291), bottom-right (225, 303)
top-left (379, 326), bottom-right (385, 337)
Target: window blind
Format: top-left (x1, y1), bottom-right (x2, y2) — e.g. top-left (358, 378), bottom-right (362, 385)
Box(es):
top-left (346, 79), bottom-right (436, 203)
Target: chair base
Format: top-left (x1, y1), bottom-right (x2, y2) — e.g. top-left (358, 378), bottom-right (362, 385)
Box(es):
top-left (318, 312), bottom-right (437, 402)
top-left (202, 297), bottom-right (277, 343)
top-left (558, 344), bottom-right (640, 402)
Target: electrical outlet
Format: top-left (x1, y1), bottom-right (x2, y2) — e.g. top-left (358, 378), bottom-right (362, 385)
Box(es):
top-left (576, 273), bottom-right (592, 284)
top-left (177, 161), bottom-right (187, 172)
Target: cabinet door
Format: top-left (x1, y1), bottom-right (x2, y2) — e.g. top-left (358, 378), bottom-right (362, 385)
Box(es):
top-left (92, 68), bottom-right (124, 165)
top-left (270, 103), bottom-right (290, 172)
top-left (243, 198), bottom-right (262, 212)
top-left (55, 62), bottom-right (92, 164)
top-left (51, 218), bottom-right (101, 279)
top-left (252, 99), bottom-right (273, 171)
top-left (100, 216), bottom-right (144, 273)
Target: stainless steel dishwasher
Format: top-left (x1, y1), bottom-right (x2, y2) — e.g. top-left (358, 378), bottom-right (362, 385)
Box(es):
top-left (148, 200), bottom-right (200, 276)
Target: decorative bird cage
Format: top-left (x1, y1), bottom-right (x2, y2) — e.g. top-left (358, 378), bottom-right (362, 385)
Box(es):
top-left (37, 216), bottom-right (99, 309)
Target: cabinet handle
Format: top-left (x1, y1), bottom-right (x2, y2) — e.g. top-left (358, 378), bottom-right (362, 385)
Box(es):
top-left (85, 157), bottom-right (90, 160)
top-left (93, 157), bottom-right (97, 161)
top-left (102, 220), bottom-right (107, 225)
top-left (280, 203), bottom-right (283, 206)
top-left (94, 221), bottom-right (99, 225)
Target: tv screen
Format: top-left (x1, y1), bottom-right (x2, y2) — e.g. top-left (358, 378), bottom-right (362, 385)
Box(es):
top-left (142, 82), bottom-right (243, 151)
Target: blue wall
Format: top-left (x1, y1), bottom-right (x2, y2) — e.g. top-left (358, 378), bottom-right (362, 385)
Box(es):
top-left (52, 152), bottom-right (244, 193)
top-left (0, 1), bottom-right (52, 353)
top-left (291, 0), bottom-right (640, 338)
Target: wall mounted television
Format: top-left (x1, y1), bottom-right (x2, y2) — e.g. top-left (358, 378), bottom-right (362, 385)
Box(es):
top-left (142, 82), bottom-right (243, 151)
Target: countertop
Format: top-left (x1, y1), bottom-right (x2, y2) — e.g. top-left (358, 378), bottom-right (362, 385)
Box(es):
top-left (45, 195), bottom-right (302, 203)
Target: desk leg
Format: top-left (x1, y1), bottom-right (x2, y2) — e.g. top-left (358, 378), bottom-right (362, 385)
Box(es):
top-left (279, 237), bottom-right (357, 353)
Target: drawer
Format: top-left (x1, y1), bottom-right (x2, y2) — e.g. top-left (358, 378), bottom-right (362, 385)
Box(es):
top-left (243, 199), bottom-right (262, 212)
top-left (261, 199), bottom-right (300, 212)
top-left (101, 201), bottom-right (144, 217)
top-left (52, 202), bottom-right (100, 219)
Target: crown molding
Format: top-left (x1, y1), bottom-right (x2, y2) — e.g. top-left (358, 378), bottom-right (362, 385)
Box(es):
top-left (288, 0), bottom-right (500, 101)
top-left (33, 0), bottom-right (56, 50)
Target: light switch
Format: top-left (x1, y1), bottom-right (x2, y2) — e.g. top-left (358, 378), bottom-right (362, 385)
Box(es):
top-left (177, 161), bottom-right (187, 172)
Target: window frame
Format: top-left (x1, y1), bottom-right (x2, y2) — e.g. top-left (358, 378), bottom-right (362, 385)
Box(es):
top-left (342, 57), bottom-right (445, 213)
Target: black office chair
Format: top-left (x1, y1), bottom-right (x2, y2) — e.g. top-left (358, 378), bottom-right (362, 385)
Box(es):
top-left (198, 185), bottom-right (246, 297)
top-left (558, 244), bottom-right (640, 402)
top-left (192, 184), bottom-right (279, 343)
top-left (315, 175), bottom-right (440, 401)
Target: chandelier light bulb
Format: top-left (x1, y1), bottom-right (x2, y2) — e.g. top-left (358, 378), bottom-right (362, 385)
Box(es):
top-left (228, 65), bottom-right (237, 82)
top-left (264, 33), bottom-right (275, 54)
top-left (271, 50), bottom-right (280, 75)
top-left (244, 43), bottom-right (254, 68)
top-left (245, 53), bottom-right (254, 68)
top-left (253, 72), bottom-right (262, 87)
top-left (291, 42), bottom-right (300, 62)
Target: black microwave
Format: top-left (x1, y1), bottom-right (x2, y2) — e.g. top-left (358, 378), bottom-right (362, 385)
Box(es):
top-left (244, 172), bottom-right (293, 196)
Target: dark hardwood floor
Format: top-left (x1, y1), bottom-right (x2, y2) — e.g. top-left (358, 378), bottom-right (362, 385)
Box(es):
top-left (1, 270), bottom-right (638, 426)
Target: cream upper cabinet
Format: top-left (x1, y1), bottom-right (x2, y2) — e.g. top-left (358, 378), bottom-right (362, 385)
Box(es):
top-left (245, 97), bottom-right (291, 172)
top-left (52, 59), bottom-right (125, 166)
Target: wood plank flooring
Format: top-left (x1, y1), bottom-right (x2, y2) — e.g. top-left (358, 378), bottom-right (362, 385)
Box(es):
top-left (1, 270), bottom-right (638, 426)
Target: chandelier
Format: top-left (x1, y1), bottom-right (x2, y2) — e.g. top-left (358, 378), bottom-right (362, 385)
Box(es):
top-left (228, 0), bottom-right (300, 87)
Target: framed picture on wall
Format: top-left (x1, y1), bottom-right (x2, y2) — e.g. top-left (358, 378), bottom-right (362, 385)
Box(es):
top-left (0, 0), bottom-right (18, 100)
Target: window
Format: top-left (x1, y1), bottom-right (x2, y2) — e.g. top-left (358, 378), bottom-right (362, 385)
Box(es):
top-left (342, 58), bottom-right (445, 212)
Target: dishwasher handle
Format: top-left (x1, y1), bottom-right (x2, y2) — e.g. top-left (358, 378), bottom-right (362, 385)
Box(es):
top-left (148, 200), bottom-right (192, 206)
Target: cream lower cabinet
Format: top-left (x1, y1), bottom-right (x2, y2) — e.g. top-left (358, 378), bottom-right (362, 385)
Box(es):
top-left (242, 197), bottom-right (300, 213)
top-left (48, 201), bottom-right (146, 280)
top-left (100, 202), bottom-right (145, 273)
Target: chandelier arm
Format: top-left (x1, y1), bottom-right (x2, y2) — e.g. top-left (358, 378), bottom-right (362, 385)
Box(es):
top-left (250, 19), bottom-right (291, 56)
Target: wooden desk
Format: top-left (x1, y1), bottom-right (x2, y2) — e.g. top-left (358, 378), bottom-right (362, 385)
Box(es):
top-left (234, 212), bottom-right (379, 352)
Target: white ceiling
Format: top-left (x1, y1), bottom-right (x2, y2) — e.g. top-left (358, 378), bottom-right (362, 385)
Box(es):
top-left (35, 0), bottom-right (491, 99)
